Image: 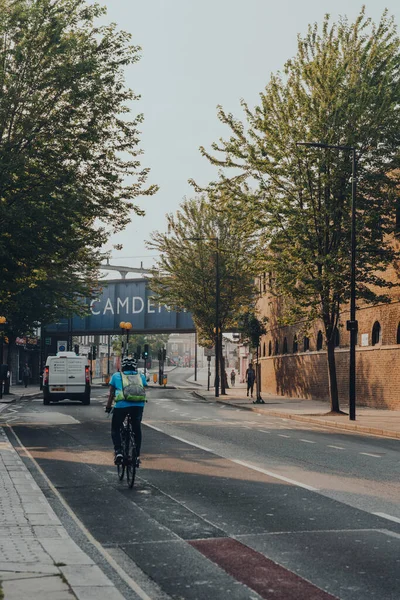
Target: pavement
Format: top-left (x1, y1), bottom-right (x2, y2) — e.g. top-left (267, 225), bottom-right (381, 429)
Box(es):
top-left (187, 368), bottom-right (400, 440)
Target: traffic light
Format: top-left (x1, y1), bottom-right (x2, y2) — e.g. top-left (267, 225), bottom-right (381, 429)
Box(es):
top-left (158, 349), bottom-right (162, 361)
top-left (92, 346), bottom-right (97, 360)
top-left (162, 348), bottom-right (166, 362)
top-left (74, 344), bottom-right (79, 355)
top-left (135, 345), bottom-right (141, 360)
top-left (142, 344), bottom-right (149, 360)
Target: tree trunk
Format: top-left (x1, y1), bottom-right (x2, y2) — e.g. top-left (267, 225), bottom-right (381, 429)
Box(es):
top-left (326, 337), bottom-right (340, 413)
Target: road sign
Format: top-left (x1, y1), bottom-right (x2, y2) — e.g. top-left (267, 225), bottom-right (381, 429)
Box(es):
top-left (45, 337), bottom-right (51, 346)
top-left (57, 341), bottom-right (67, 352)
top-left (204, 347), bottom-right (215, 357)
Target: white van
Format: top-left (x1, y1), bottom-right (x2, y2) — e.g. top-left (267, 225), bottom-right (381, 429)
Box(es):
top-left (43, 352), bottom-right (91, 405)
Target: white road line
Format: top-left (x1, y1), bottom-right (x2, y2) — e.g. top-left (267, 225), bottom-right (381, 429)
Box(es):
top-left (328, 445), bottom-right (345, 450)
top-left (278, 434), bottom-right (291, 438)
top-left (232, 459), bottom-right (318, 491)
top-left (144, 424), bottom-right (318, 491)
top-left (145, 423), bottom-right (163, 432)
top-left (373, 512), bottom-right (400, 524)
top-left (300, 439), bottom-right (316, 444)
top-left (360, 452), bottom-right (381, 458)
top-left (259, 430), bottom-right (271, 434)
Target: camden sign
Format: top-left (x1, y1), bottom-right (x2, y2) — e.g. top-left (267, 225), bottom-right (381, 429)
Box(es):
top-left (46, 279), bottom-right (195, 335)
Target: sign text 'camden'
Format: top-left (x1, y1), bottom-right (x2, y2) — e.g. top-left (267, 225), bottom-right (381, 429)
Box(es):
top-left (46, 280), bottom-right (195, 335)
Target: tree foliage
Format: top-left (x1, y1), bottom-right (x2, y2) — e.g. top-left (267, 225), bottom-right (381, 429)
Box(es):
top-left (0, 0), bottom-right (156, 340)
top-left (196, 8), bottom-right (400, 411)
top-left (147, 197), bottom-right (258, 346)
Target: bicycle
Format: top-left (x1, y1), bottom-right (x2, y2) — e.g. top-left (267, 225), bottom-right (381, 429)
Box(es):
top-left (116, 413), bottom-right (138, 489)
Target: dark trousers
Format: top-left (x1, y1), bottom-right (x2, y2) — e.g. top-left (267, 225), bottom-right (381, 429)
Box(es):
top-left (111, 406), bottom-right (144, 456)
top-left (247, 380), bottom-right (255, 396)
top-left (23, 375), bottom-right (29, 388)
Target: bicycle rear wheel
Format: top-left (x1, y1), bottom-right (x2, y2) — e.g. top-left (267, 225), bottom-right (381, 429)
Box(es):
top-left (117, 462), bottom-right (125, 480)
top-left (117, 426), bottom-right (126, 481)
top-left (126, 430), bottom-right (137, 489)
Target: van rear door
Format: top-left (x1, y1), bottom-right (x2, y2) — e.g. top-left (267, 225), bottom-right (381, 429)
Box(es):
top-left (66, 357), bottom-right (86, 395)
top-left (49, 357), bottom-right (67, 392)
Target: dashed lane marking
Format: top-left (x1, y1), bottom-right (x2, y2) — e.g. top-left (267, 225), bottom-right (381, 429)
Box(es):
top-left (327, 445), bottom-right (345, 450)
top-left (360, 452), bottom-right (381, 458)
top-left (144, 423), bottom-right (319, 491)
top-left (300, 439), bottom-right (316, 444)
top-left (278, 434), bottom-right (291, 438)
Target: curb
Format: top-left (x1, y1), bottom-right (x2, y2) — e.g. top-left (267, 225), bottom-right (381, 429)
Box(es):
top-left (192, 391), bottom-right (400, 440)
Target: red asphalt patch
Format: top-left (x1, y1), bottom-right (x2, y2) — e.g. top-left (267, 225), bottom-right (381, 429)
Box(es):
top-left (189, 538), bottom-right (338, 600)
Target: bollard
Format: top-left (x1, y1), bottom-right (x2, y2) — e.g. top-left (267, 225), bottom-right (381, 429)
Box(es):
top-left (153, 373), bottom-right (158, 384)
top-left (163, 375), bottom-right (167, 388)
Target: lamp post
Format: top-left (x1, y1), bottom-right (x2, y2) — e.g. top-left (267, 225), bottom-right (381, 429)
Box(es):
top-left (185, 236), bottom-right (220, 397)
top-left (297, 141), bottom-right (357, 420)
top-left (119, 321), bottom-right (132, 359)
top-left (0, 316), bottom-right (7, 399)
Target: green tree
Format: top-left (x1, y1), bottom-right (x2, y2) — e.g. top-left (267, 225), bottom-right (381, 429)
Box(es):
top-left (0, 0), bottom-right (156, 344)
top-left (197, 9), bottom-right (400, 412)
top-left (147, 197), bottom-right (258, 392)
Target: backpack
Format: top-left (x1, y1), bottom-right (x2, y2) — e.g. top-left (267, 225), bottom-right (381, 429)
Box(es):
top-left (120, 373), bottom-right (146, 403)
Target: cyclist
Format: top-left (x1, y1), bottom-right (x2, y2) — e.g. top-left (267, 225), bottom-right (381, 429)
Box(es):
top-left (105, 356), bottom-right (147, 466)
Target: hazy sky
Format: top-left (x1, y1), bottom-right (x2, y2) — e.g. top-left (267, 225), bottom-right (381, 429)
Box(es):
top-left (96, 1), bottom-right (400, 270)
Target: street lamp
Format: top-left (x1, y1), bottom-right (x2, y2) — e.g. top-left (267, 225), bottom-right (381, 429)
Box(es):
top-left (297, 141), bottom-right (357, 420)
top-left (185, 236), bottom-right (220, 397)
top-left (119, 321), bottom-right (132, 359)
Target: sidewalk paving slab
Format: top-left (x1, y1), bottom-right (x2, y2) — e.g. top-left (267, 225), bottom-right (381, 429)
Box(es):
top-left (0, 427), bottom-right (127, 600)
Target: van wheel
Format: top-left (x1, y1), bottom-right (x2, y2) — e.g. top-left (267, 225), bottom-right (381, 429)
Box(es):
top-left (43, 397), bottom-right (50, 405)
top-left (82, 394), bottom-right (90, 405)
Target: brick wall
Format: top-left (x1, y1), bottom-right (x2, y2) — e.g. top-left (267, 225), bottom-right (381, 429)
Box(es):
top-left (261, 345), bottom-right (400, 409)
top-left (258, 284), bottom-right (400, 409)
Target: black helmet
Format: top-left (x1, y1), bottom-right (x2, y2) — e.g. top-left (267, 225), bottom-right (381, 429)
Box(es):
top-left (121, 356), bottom-right (137, 371)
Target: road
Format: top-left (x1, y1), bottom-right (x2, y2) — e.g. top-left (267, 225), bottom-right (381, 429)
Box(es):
top-left (1, 373), bottom-right (400, 600)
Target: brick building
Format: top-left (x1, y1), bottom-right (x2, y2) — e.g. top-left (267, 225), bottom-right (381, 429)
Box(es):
top-left (257, 240), bottom-right (400, 410)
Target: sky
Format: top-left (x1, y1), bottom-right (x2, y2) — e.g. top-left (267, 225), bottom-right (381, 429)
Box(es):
top-left (94, 0), bottom-right (400, 271)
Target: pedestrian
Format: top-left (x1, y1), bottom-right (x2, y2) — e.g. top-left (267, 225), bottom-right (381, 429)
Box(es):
top-left (230, 369), bottom-right (236, 386)
top-left (22, 363), bottom-right (31, 388)
top-left (246, 363), bottom-right (256, 398)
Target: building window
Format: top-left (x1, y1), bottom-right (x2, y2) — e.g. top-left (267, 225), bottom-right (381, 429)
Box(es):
top-left (397, 323), bottom-right (400, 345)
top-left (372, 321), bottom-right (381, 346)
top-left (317, 330), bottom-right (323, 350)
top-left (303, 336), bottom-right (310, 352)
top-left (283, 337), bottom-right (288, 354)
top-left (293, 335), bottom-right (298, 353)
top-left (274, 340), bottom-right (279, 355)
top-left (334, 327), bottom-right (340, 347)
top-left (263, 342), bottom-right (266, 357)
top-left (268, 340), bottom-right (272, 356)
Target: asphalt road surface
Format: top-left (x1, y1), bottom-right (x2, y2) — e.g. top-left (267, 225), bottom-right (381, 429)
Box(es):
top-left (2, 377), bottom-right (400, 600)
